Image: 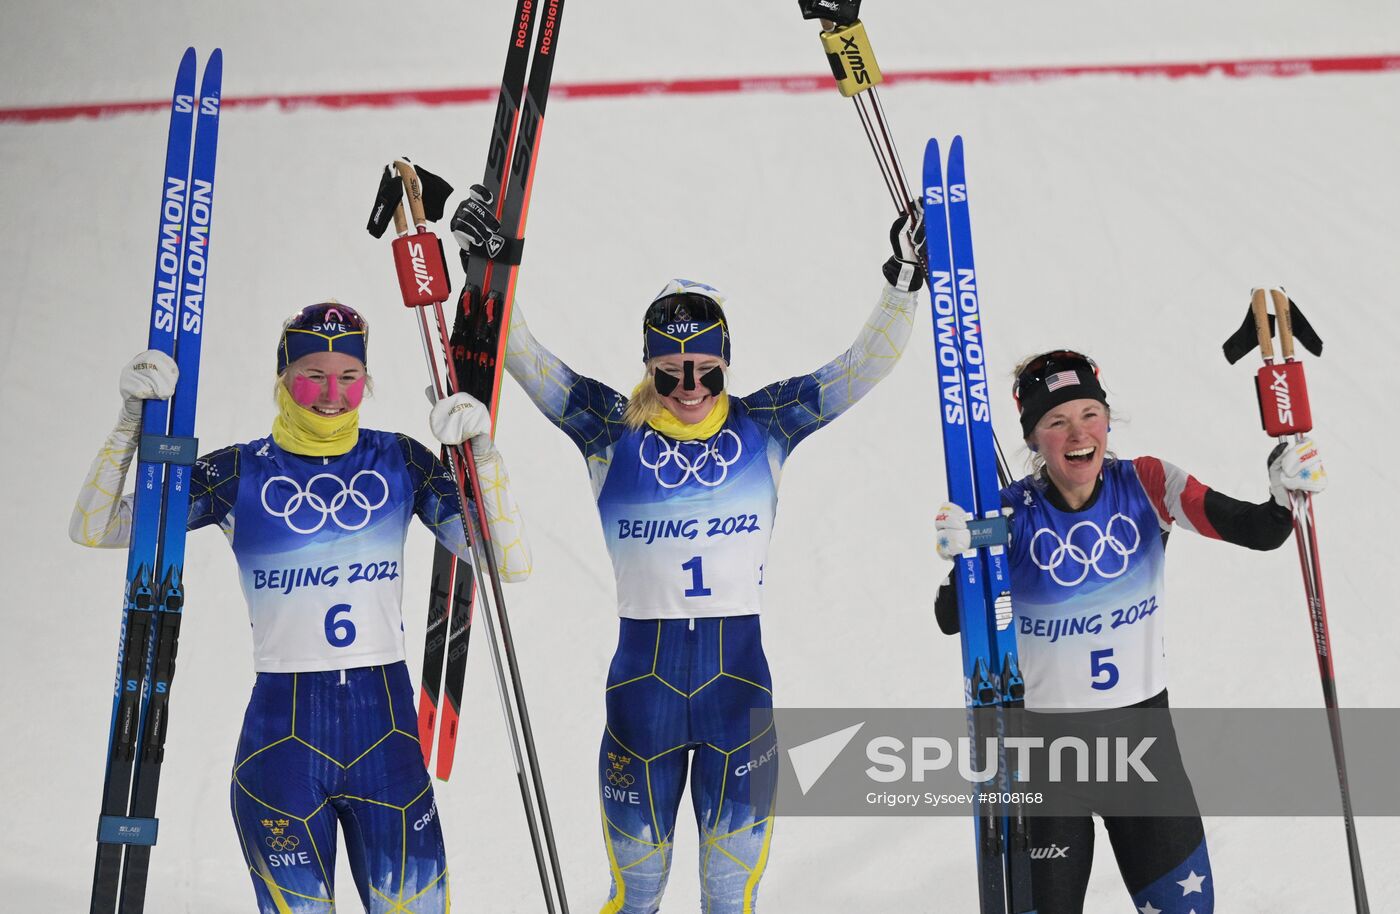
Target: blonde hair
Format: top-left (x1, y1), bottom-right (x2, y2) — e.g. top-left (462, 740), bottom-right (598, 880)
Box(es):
top-left (623, 367), bottom-right (665, 430)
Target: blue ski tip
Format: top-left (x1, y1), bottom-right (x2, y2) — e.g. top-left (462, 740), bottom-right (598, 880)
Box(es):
top-left (174, 49), bottom-right (196, 83)
top-left (922, 139), bottom-right (942, 201)
top-left (201, 49), bottom-right (224, 87)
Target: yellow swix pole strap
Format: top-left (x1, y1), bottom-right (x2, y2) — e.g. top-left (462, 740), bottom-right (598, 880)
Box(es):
top-left (819, 20), bottom-right (883, 97)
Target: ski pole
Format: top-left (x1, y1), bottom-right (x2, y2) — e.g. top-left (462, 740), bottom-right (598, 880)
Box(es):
top-left (798, 1), bottom-right (917, 229)
top-left (799, 2), bottom-right (1017, 487)
top-left (386, 160), bottom-right (570, 914)
top-left (1248, 289), bottom-right (1369, 913)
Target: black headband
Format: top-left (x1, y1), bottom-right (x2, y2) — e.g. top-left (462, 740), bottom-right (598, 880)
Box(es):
top-left (1017, 366), bottom-right (1108, 437)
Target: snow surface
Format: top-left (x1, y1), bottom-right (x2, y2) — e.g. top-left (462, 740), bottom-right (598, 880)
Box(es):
top-left (2, 1), bottom-right (1398, 910)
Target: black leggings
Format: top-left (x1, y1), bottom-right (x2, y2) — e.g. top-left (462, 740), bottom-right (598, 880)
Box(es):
top-left (1024, 690), bottom-right (1214, 914)
top-left (1028, 813), bottom-right (1206, 913)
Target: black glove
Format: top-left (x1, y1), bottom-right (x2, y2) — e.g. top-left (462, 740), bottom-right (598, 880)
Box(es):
top-left (798, 0), bottom-right (861, 26)
top-left (365, 160), bottom-right (454, 239)
top-left (882, 205), bottom-right (927, 292)
top-left (450, 185), bottom-right (506, 260)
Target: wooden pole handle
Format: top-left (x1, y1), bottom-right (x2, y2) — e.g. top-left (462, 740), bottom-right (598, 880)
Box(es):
top-left (392, 201), bottom-right (408, 237)
top-left (1250, 288), bottom-right (1274, 361)
top-left (393, 159), bottom-right (428, 230)
top-left (1270, 288), bottom-right (1296, 360)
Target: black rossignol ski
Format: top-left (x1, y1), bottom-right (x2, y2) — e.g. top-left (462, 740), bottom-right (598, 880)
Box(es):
top-left (417, 534), bottom-right (456, 766)
top-left (449, 0), bottom-right (564, 413)
top-left (92, 47), bottom-right (222, 914)
top-left (411, 0), bottom-right (539, 773)
top-left (430, 549), bottom-right (475, 778)
top-left (443, 1), bottom-right (570, 906)
top-left (416, 0), bottom-right (562, 780)
top-left (925, 136), bottom-right (1034, 914)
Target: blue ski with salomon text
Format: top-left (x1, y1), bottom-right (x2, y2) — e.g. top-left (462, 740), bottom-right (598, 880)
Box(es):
top-left (91, 47), bottom-right (223, 914)
top-left (925, 135), bottom-right (1035, 914)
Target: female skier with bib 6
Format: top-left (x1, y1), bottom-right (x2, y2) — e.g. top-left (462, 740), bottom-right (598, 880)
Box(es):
top-left (71, 302), bottom-right (528, 913)
top-left (933, 349), bottom-right (1326, 914)
top-left (452, 187), bottom-right (925, 913)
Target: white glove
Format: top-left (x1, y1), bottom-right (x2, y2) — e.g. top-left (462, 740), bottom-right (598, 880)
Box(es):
top-left (430, 392), bottom-right (492, 447)
top-left (119, 349), bottom-right (178, 423)
top-left (1269, 437), bottom-right (1327, 507)
top-left (935, 502), bottom-right (973, 560)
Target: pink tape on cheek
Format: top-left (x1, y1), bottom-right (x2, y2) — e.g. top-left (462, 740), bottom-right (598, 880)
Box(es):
top-left (290, 375), bottom-right (322, 407)
top-left (344, 377), bottom-right (366, 410)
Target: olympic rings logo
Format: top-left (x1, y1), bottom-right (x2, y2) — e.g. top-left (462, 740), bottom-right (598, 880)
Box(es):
top-left (264, 835), bottom-right (300, 851)
top-left (606, 770), bottom-right (636, 788)
top-left (639, 430), bottom-right (742, 489)
top-left (260, 470), bottom-right (390, 535)
top-left (1029, 514), bottom-right (1141, 587)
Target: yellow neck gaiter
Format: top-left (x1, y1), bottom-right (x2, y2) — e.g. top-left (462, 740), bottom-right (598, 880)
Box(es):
top-left (639, 390), bottom-right (730, 441)
top-left (271, 384), bottom-right (360, 456)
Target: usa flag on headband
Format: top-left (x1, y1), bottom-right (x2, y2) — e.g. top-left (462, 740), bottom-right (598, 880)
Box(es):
top-left (1045, 370), bottom-right (1080, 392)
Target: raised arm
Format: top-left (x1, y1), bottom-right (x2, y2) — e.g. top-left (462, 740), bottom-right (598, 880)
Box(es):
top-left (452, 185), bottom-right (632, 463)
top-left (738, 206), bottom-right (923, 458)
top-left (504, 303), bottom-right (629, 460)
top-left (71, 351), bottom-right (238, 548)
top-left (70, 350), bottom-right (179, 548)
top-left (70, 413), bottom-right (141, 548)
top-left (741, 281), bottom-right (917, 459)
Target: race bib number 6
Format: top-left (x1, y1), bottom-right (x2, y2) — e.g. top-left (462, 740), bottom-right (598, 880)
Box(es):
top-left (324, 603), bottom-right (356, 648)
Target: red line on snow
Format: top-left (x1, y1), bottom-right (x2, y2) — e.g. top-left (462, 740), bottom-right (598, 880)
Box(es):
top-left (3, 53), bottom-right (1398, 124)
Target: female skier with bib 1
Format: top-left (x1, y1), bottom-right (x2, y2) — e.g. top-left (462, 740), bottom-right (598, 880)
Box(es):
top-left (933, 349), bottom-right (1327, 914)
top-left (451, 189), bottom-right (925, 912)
top-left (71, 302), bottom-right (528, 913)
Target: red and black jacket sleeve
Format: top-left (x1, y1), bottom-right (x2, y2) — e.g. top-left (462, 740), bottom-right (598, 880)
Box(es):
top-left (1131, 456), bottom-right (1292, 551)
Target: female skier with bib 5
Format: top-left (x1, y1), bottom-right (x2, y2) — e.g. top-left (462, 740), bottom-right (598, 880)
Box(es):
top-left (71, 302), bottom-right (529, 913)
top-left (933, 349), bottom-right (1326, 914)
top-left (451, 187), bottom-right (925, 912)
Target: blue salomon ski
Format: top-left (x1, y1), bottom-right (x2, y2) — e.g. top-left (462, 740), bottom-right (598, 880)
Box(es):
top-left (925, 136), bottom-right (1035, 914)
top-left (91, 48), bottom-right (222, 914)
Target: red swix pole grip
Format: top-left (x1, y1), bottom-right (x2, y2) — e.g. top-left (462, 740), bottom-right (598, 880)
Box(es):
top-left (1253, 287), bottom-right (1313, 435)
top-left (1256, 361), bottom-right (1313, 435)
top-left (393, 230), bottom-right (452, 307)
